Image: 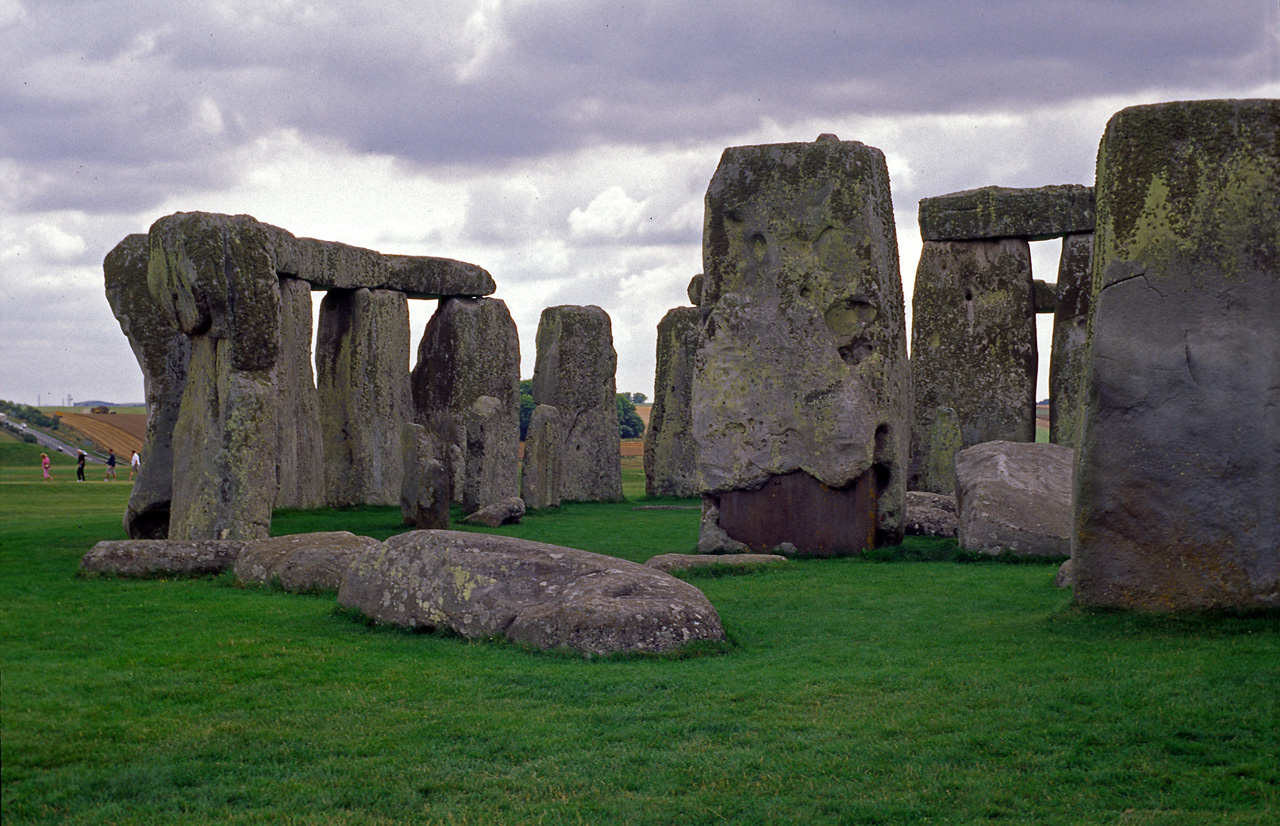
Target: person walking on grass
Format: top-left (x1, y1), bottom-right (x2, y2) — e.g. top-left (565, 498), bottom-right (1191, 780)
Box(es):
top-left (76, 449), bottom-right (86, 482)
top-left (105, 449), bottom-right (117, 481)
top-left (41, 452), bottom-right (51, 481)
top-left (129, 450), bottom-right (139, 482)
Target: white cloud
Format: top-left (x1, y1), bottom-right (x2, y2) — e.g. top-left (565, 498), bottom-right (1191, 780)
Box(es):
top-left (25, 222), bottom-right (87, 261)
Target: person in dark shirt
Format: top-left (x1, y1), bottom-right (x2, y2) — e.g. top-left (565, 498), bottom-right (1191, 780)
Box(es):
top-left (105, 449), bottom-right (117, 481)
top-left (76, 450), bottom-right (86, 482)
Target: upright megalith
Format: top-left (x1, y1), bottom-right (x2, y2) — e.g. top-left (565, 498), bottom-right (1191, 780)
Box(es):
top-left (401, 423), bottom-right (450, 529)
top-left (148, 212), bottom-right (281, 540)
top-left (909, 238), bottom-right (1037, 476)
top-left (104, 233), bottom-right (191, 539)
top-left (531, 306), bottom-right (623, 502)
top-left (275, 277), bottom-right (324, 510)
top-left (694, 136), bottom-right (910, 555)
top-left (316, 288), bottom-right (411, 507)
top-left (644, 305), bottom-right (703, 498)
top-left (410, 297), bottom-right (519, 511)
top-left (1048, 233), bottom-right (1093, 448)
top-left (1073, 99), bottom-right (1280, 611)
top-left (520, 404), bottom-right (563, 509)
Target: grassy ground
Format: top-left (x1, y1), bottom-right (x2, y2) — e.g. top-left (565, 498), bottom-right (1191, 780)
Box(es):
top-left (2, 440), bottom-right (1277, 824)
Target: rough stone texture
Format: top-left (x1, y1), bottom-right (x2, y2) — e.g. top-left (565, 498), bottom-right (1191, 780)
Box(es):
top-left (337, 530), bottom-right (725, 656)
top-left (644, 306), bottom-right (703, 498)
top-left (531, 306), bottom-right (623, 502)
top-left (275, 277), bottom-right (325, 509)
top-left (401, 423), bottom-right (450, 529)
top-left (461, 496), bottom-right (525, 527)
top-left (149, 212), bottom-right (280, 540)
top-left (267, 227), bottom-right (494, 298)
top-left (80, 539), bottom-right (246, 577)
top-left (904, 491), bottom-right (958, 538)
top-left (694, 137), bottom-right (910, 555)
top-left (1032, 279), bottom-right (1060, 313)
top-left (520, 404), bottom-right (563, 509)
top-left (1054, 558), bottom-right (1074, 589)
top-left (316, 288), bottom-right (411, 507)
top-left (918, 185), bottom-right (1096, 241)
top-left (410, 297), bottom-right (520, 510)
top-left (104, 233), bottom-right (190, 539)
top-left (234, 531), bottom-right (380, 592)
top-left (645, 553), bottom-right (789, 573)
top-left (687, 273), bottom-right (704, 306)
top-left (910, 238), bottom-right (1037, 484)
top-left (1073, 99), bottom-right (1280, 611)
top-left (910, 405), bottom-right (962, 495)
top-left (955, 440), bottom-right (1074, 557)
top-left (1049, 233), bottom-right (1094, 448)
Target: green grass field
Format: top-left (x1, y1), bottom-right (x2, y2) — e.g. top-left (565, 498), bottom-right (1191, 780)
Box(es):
top-left (2, 440), bottom-right (1277, 824)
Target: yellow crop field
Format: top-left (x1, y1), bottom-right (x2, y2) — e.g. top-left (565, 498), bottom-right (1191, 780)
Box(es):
top-left (59, 413), bottom-right (145, 457)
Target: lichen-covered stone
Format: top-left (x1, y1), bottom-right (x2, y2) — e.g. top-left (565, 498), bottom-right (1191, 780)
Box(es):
top-left (908, 406), bottom-right (962, 495)
top-left (903, 491), bottom-right (958, 538)
top-left (1048, 233), bottom-right (1093, 447)
top-left (410, 297), bottom-right (519, 511)
top-left (910, 239), bottom-right (1037, 466)
top-left (337, 530), bottom-right (725, 656)
top-left (274, 277), bottom-right (325, 509)
top-left (644, 306), bottom-right (702, 498)
top-left (955, 440), bottom-right (1073, 557)
top-left (401, 423), bottom-right (450, 529)
top-left (531, 306), bottom-right (622, 502)
top-left (687, 273), bottom-right (704, 306)
top-left (645, 553), bottom-right (788, 573)
top-left (148, 213), bottom-right (281, 540)
top-left (520, 404), bottom-right (563, 509)
top-left (80, 539), bottom-right (246, 577)
top-left (694, 137), bottom-right (910, 555)
top-left (1073, 99), bottom-right (1280, 611)
top-left (919, 185), bottom-right (1095, 241)
top-left (461, 496), bottom-right (525, 527)
top-left (104, 233), bottom-right (190, 539)
top-left (316, 288), bottom-right (411, 507)
top-left (234, 531), bottom-right (380, 593)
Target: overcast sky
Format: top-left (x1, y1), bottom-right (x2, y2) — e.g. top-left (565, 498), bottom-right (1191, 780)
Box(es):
top-left (2, 0), bottom-right (1277, 408)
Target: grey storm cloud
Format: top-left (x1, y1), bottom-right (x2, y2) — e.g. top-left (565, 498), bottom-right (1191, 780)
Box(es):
top-left (2, 0), bottom-right (1273, 215)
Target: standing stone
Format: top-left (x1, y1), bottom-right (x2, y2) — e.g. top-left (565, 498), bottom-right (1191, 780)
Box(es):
top-left (401, 423), bottom-right (450, 529)
top-left (1048, 233), bottom-right (1093, 447)
top-left (275, 277), bottom-right (324, 509)
top-left (531, 306), bottom-right (622, 502)
top-left (644, 306), bottom-right (703, 498)
top-left (520, 404), bottom-right (563, 509)
top-left (910, 239), bottom-right (1037, 463)
top-left (694, 136), bottom-right (910, 555)
top-left (410, 297), bottom-right (520, 511)
top-left (148, 212), bottom-right (280, 540)
top-left (910, 405), bottom-right (962, 495)
top-left (1073, 99), bottom-right (1280, 611)
top-left (104, 233), bottom-right (191, 539)
top-left (316, 288), bottom-right (411, 507)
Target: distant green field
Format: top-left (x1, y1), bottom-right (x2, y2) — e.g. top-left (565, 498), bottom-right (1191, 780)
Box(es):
top-left (2, 440), bottom-right (1277, 825)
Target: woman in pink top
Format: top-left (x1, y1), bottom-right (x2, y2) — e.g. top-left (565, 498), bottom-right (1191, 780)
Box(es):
top-left (41, 453), bottom-right (51, 481)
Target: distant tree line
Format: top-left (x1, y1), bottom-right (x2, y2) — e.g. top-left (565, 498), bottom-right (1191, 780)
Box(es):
top-left (0, 400), bottom-right (60, 430)
top-left (517, 382), bottom-right (646, 440)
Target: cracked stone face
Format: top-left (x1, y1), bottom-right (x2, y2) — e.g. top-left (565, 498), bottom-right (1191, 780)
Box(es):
top-left (1073, 99), bottom-right (1280, 611)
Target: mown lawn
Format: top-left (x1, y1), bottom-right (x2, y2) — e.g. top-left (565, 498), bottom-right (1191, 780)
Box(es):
top-left (2, 441), bottom-right (1277, 825)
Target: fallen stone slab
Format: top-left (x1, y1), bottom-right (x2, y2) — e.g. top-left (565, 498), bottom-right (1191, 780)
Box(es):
top-left (80, 539), bottom-right (247, 577)
top-left (461, 496), bottom-right (526, 527)
top-left (644, 553), bottom-right (789, 573)
top-left (338, 530), bottom-right (725, 656)
top-left (904, 491), bottom-right (958, 538)
top-left (955, 440), bottom-right (1074, 557)
top-left (234, 531), bottom-right (380, 593)
top-left (918, 185), bottom-right (1095, 241)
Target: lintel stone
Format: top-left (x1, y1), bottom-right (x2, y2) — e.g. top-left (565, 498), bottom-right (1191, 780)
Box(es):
top-left (919, 185), bottom-right (1095, 242)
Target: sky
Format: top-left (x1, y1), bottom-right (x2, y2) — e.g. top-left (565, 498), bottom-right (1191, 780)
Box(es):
top-left (1, 0), bottom-right (1277, 408)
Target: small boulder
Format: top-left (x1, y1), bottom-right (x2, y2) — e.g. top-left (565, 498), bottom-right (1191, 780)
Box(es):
top-left (1054, 558), bottom-right (1074, 589)
top-left (955, 440), bottom-right (1074, 556)
top-left (80, 539), bottom-right (246, 577)
top-left (645, 553), bottom-right (789, 573)
top-left (904, 491), bottom-right (958, 538)
top-left (462, 497), bottom-right (526, 527)
top-left (338, 530), bottom-right (725, 656)
top-left (234, 531), bottom-right (380, 592)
